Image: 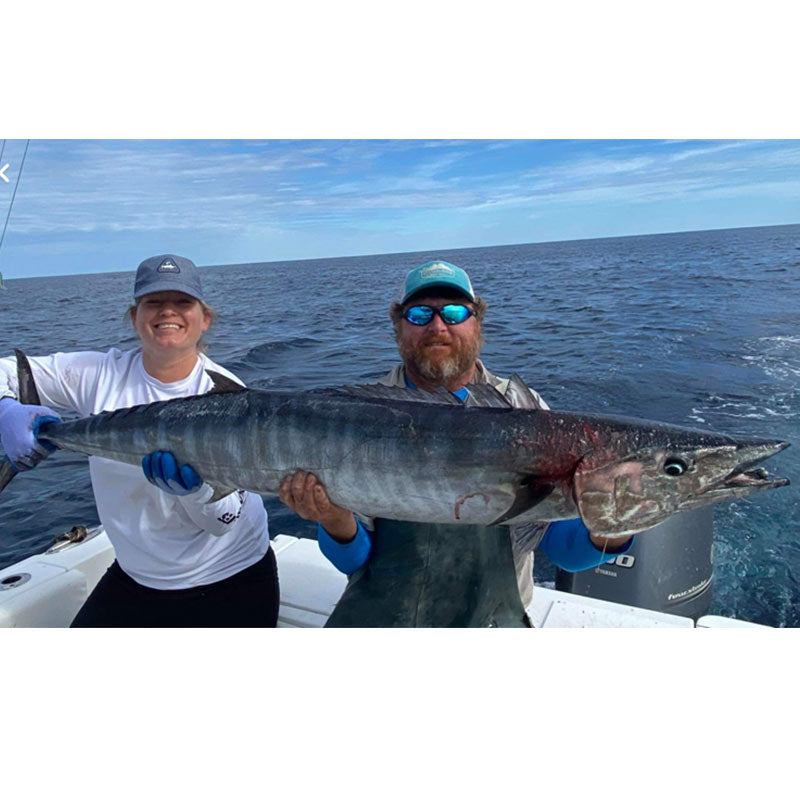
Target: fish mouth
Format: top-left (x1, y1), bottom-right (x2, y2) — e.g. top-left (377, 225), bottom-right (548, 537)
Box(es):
top-left (712, 439), bottom-right (790, 496)
top-left (723, 467), bottom-right (790, 491)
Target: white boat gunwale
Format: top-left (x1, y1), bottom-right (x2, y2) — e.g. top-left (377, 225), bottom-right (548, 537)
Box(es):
top-left (0, 527), bottom-right (768, 628)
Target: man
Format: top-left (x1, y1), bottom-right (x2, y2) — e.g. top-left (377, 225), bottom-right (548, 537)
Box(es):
top-left (280, 260), bottom-right (633, 626)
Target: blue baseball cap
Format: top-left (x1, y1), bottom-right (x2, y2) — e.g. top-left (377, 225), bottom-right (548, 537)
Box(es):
top-left (133, 254), bottom-right (205, 303)
top-left (400, 260), bottom-right (476, 304)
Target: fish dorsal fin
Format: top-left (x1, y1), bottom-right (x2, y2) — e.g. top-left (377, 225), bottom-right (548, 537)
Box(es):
top-left (504, 373), bottom-right (542, 410)
top-left (14, 349), bottom-right (41, 405)
top-left (464, 384), bottom-right (514, 409)
top-left (311, 382), bottom-right (519, 408)
top-left (336, 383), bottom-right (465, 406)
top-left (205, 369), bottom-right (246, 394)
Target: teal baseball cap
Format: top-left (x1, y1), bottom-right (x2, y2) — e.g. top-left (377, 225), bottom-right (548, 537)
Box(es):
top-left (400, 260), bottom-right (476, 304)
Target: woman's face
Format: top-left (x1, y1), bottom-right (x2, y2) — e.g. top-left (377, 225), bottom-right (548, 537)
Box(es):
top-left (131, 291), bottom-right (211, 357)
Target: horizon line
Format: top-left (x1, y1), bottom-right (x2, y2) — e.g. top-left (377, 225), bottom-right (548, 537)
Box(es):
top-left (5, 220), bottom-right (799, 282)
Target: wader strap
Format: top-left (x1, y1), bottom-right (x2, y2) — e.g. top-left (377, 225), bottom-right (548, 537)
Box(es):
top-left (324, 520), bottom-right (531, 628)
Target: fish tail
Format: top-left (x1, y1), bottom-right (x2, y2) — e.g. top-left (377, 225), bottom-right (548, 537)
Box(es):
top-left (14, 349), bottom-right (42, 405)
top-left (0, 459), bottom-right (16, 493)
top-left (0, 350), bottom-right (45, 496)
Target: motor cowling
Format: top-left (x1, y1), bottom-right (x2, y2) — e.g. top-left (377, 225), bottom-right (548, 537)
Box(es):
top-left (555, 506), bottom-right (714, 619)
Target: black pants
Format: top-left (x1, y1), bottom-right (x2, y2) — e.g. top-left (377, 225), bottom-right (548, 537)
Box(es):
top-left (71, 548), bottom-right (280, 628)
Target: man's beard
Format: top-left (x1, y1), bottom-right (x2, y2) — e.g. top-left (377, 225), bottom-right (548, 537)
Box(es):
top-left (398, 332), bottom-right (483, 385)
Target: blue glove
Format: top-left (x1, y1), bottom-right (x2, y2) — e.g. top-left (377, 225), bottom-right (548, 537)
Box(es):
top-left (0, 397), bottom-right (62, 471)
top-left (142, 450), bottom-right (203, 496)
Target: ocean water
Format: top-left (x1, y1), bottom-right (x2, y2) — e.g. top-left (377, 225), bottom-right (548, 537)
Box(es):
top-left (0, 224), bottom-right (797, 625)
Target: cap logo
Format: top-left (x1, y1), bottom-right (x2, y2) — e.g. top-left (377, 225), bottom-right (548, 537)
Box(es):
top-left (157, 258), bottom-right (180, 274)
top-left (420, 263), bottom-right (454, 278)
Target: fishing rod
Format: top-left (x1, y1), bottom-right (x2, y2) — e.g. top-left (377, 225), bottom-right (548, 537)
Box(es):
top-left (0, 139), bottom-right (30, 289)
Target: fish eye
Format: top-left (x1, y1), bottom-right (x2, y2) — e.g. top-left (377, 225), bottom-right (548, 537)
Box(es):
top-left (664, 457), bottom-right (689, 476)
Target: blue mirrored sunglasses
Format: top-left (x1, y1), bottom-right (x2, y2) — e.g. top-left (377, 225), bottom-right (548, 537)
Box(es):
top-left (403, 304), bottom-right (473, 326)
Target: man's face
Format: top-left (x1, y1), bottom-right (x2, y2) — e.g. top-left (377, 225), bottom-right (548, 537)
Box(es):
top-left (396, 294), bottom-right (483, 385)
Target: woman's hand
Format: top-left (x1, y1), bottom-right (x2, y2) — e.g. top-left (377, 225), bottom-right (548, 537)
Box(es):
top-left (0, 398), bottom-right (61, 471)
top-left (142, 450), bottom-right (203, 496)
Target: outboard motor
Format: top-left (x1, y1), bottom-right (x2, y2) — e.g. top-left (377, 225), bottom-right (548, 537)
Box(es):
top-left (555, 507), bottom-right (714, 619)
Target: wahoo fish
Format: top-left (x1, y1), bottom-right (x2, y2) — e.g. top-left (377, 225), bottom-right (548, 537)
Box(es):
top-left (0, 351), bottom-right (790, 537)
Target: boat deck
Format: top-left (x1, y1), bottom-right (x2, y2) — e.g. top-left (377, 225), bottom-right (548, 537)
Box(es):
top-left (0, 528), bottom-right (766, 628)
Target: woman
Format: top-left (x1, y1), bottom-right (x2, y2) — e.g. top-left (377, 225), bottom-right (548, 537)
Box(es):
top-left (0, 254), bottom-right (278, 627)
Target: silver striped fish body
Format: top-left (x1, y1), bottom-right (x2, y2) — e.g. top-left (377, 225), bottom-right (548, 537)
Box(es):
top-left (31, 385), bottom-right (791, 534)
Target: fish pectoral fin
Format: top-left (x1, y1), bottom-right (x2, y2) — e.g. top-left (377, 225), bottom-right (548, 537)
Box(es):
top-left (489, 479), bottom-right (555, 525)
top-left (208, 483), bottom-right (238, 502)
top-left (204, 370), bottom-right (246, 394)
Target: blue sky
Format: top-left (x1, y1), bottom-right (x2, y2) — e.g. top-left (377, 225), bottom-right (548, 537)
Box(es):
top-left (1, 139), bottom-right (798, 279)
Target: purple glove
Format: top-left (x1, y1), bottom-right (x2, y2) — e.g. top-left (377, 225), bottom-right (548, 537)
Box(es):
top-left (0, 397), bottom-right (62, 471)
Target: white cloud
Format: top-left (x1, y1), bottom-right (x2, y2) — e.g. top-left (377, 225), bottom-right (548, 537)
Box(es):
top-left (7, 139), bottom-right (800, 241)
top-left (668, 140), bottom-right (754, 161)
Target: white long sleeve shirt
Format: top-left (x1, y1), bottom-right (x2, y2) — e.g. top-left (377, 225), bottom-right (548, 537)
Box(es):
top-left (0, 348), bottom-right (270, 589)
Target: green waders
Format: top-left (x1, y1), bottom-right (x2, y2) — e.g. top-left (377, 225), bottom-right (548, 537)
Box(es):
top-left (324, 519), bottom-right (531, 628)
